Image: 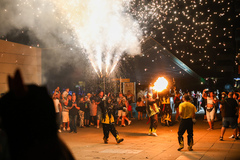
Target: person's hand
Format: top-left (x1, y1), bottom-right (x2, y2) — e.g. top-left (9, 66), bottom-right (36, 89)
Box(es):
top-left (192, 118), bottom-right (197, 124)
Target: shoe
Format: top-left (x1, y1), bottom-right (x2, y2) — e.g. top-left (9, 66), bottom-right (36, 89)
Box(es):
top-left (121, 125), bottom-right (126, 127)
top-left (117, 138), bottom-right (124, 143)
top-left (63, 127), bottom-right (66, 131)
top-left (86, 125), bottom-right (90, 127)
top-left (69, 130), bottom-right (73, 133)
top-left (152, 132), bottom-right (158, 136)
top-left (188, 146), bottom-right (193, 151)
top-left (67, 127), bottom-right (70, 131)
top-left (58, 129), bottom-right (62, 133)
top-left (235, 137), bottom-right (239, 141)
top-left (220, 137), bottom-right (223, 141)
top-left (128, 121), bottom-right (131, 125)
top-left (74, 131), bottom-right (77, 133)
top-left (97, 126), bottom-right (99, 129)
top-left (103, 138), bottom-right (108, 144)
top-left (148, 133), bottom-right (152, 136)
top-left (177, 147), bottom-right (184, 151)
top-left (229, 135), bottom-right (235, 139)
top-left (207, 128), bottom-right (212, 131)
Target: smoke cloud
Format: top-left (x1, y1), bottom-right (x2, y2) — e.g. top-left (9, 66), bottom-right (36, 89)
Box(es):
top-left (0, 0), bottom-right (142, 78)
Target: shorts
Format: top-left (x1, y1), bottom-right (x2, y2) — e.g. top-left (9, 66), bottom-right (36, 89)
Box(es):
top-left (62, 111), bottom-right (69, 122)
top-left (206, 107), bottom-right (215, 122)
top-left (222, 117), bottom-right (237, 129)
top-left (118, 110), bottom-right (126, 117)
top-left (97, 110), bottom-right (102, 120)
top-left (136, 106), bottom-right (144, 112)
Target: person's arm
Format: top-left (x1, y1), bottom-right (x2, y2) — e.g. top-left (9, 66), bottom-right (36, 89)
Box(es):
top-left (202, 89), bottom-right (207, 99)
top-left (59, 103), bottom-right (62, 112)
top-left (75, 103), bottom-right (80, 110)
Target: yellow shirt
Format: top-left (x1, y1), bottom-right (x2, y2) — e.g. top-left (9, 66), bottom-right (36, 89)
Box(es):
top-left (179, 102), bottom-right (197, 119)
top-left (101, 114), bottom-right (114, 124)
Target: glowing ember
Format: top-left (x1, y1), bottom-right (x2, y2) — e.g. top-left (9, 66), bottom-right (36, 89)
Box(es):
top-left (153, 77), bottom-right (168, 92)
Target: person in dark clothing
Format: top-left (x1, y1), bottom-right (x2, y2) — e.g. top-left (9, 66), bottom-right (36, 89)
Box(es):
top-left (69, 95), bottom-right (80, 133)
top-left (219, 92), bottom-right (239, 141)
top-left (101, 97), bottom-right (124, 144)
top-left (78, 97), bottom-right (85, 128)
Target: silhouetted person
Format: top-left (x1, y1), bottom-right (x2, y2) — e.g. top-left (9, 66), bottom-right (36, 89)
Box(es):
top-left (0, 70), bottom-right (74, 160)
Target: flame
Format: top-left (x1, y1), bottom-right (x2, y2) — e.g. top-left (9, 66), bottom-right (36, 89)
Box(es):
top-left (153, 77), bottom-right (168, 92)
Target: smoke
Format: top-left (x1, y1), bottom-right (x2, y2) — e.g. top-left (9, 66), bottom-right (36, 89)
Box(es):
top-left (0, 0), bottom-right (142, 78)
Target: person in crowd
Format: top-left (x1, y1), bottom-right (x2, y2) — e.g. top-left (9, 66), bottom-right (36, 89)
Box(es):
top-left (126, 90), bottom-right (134, 119)
top-left (219, 92), bottom-right (239, 141)
top-left (53, 94), bottom-right (62, 133)
top-left (146, 93), bottom-right (159, 136)
top-left (202, 89), bottom-right (217, 130)
top-left (95, 91), bottom-right (104, 128)
top-left (174, 92), bottom-right (182, 122)
top-left (100, 96), bottom-right (124, 144)
top-left (136, 97), bottom-right (144, 120)
top-left (53, 86), bottom-right (61, 99)
top-left (177, 95), bottom-right (197, 151)
top-left (142, 96), bottom-right (147, 119)
top-left (78, 97), bottom-right (85, 128)
top-left (116, 93), bottom-right (131, 127)
top-left (84, 96), bottom-right (90, 127)
top-left (68, 94), bottom-right (80, 133)
top-left (62, 95), bottom-right (71, 131)
top-left (90, 99), bottom-right (98, 127)
top-left (196, 91), bottom-right (202, 111)
top-left (227, 92), bottom-right (239, 139)
top-left (62, 88), bottom-right (69, 103)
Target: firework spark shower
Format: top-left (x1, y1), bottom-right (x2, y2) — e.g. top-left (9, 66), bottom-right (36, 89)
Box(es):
top-left (0, 0), bottom-right (143, 77)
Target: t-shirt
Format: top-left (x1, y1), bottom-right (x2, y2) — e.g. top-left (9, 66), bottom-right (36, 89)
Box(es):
top-left (221, 98), bottom-right (238, 117)
top-left (90, 102), bottom-right (97, 116)
top-left (79, 102), bottom-right (85, 112)
top-left (69, 101), bottom-right (79, 115)
top-left (53, 99), bottom-right (60, 113)
top-left (179, 101), bottom-right (197, 119)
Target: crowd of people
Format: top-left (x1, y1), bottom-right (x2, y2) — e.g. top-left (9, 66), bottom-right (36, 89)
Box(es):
top-left (52, 86), bottom-right (240, 150)
top-left (52, 87), bottom-right (134, 134)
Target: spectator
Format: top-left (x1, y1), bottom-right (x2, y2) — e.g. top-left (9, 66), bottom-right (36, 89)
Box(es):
top-left (62, 95), bottom-right (71, 131)
top-left (84, 96), bottom-right (90, 127)
top-left (78, 97), bottom-right (85, 128)
top-left (95, 91), bottom-right (104, 128)
top-left (136, 97), bottom-right (144, 120)
top-left (90, 99), bottom-right (97, 127)
top-left (53, 94), bottom-right (62, 133)
top-left (116, 93), bottom-right (131, 127)
top-left (174, 92), bottom-right (182, 122)
top-left (219, 92), bottom-right (239, 141)
top-left (62, 88), bottom-right (69, 103)
top-left (68, 95), bottom-right (80, 133)
top-left (126, 90), bottom-right (134, 119)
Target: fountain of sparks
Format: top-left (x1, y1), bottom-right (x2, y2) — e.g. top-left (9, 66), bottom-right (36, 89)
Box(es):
top-left (53, 0), bottom-right (143, 78)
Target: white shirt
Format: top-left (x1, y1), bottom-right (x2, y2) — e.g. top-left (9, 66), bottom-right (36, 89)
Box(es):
top-left (53, 99), bottom-right (60, 113)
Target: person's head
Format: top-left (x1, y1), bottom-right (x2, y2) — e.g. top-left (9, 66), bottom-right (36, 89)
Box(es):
top-left (221, 92), bottom-right (227, 99)
top-left (87, 93), bottom-right (91, 98)
top-left (66, 88), bottom-right (69, 92)
top-left (209, 92), bottom-right (214, 97)
top-left (92, 99), bottom-right (95, 103)
top-left (183, 95), bottom-right (191, 102)
top-left (119, 93), bottom-right (123, 97)
top-left (72, 95), bottom-right (76, 101)
top-left (228, 92), bottom-right (233, 98)
top-left (56, 87), bottom-right (59, 91)
top-left (99, 91), bottom-right (104, 98)
top-left (72, 92), bottom-right (76, 96)
top-left (67, 94), bottom-right (72, 100)
top-left (80, 97), bottom-right (84, 102)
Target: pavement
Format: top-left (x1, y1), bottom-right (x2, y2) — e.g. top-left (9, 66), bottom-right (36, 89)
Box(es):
top-left (59, 113), bottom-right (240, 160)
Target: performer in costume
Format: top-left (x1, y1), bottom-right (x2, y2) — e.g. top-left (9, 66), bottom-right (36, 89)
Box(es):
top-left (147, 93), bottom-right (160, 136)
top-left (101, 96), bottom-right (124, 144)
